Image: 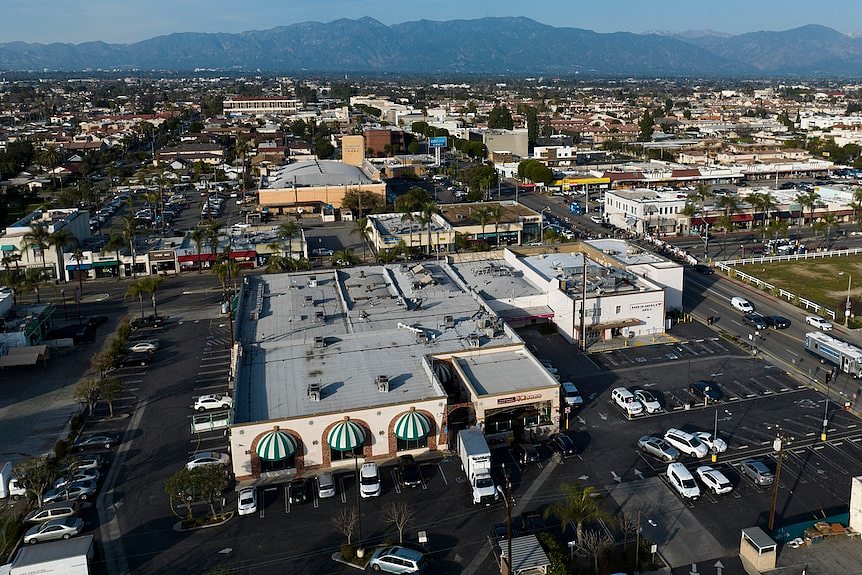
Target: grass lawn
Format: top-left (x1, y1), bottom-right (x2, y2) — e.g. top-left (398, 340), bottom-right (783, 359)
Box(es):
top-left (735, 255), bottom-right (862, 316)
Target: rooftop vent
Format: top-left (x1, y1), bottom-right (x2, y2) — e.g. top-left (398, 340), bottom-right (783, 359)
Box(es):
top-left (314, 336), bottom-right (325, 349)
top-left (375, 375), bottom-right (390, 393)
top-left (304, 295), bottom-right (313, 306)
top-left (308, 276), bottom-right (318, 288)
top-left (315, 310), bottom-right (325, 323)
top-left (307, 382), bottom-right (321, 402)
top-left (468, 334), bottom-right (481, 349)
top-left (443, 315), bottom-right (455, 329)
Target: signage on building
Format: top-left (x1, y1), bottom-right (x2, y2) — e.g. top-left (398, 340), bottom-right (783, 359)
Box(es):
top-left (429, 136), bottom-right (448, 149)
top-left (148, 250), bottom-right (176, 261)
top-left (496, 392), bottom-right (543, 405)
top-left (630, 302), bottom-right (661, 312)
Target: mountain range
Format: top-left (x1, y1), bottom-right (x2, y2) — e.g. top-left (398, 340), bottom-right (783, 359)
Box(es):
top-left (1, 17), bottom-right (861, 76)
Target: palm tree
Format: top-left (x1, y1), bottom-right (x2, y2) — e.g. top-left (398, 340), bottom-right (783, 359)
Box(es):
top-left (117, 215), bottom-right (140, 278)
top-left (400, 211), bottom-right (417, 253)
top-left (714, 194), bottom-right (739, 254)
top-left (37, 145), bottom-right (62, 188)
top-left (22, 222), bottom-right (52, 283)
top-left (332, 248), bottom-right (359, 267)
top-left (473, 206), bottom-right (493, 247)
top-left (1, 251), bottom-right (21, 280)
top-left (487, 204), bottom-right (503, 247)
top-left (102, 233), bottom-right (126, 281)
top-left (351, 216), bottom-right (371, 260)
top-left (50, 228), bottom-right (77, 283)
top-left (189, 227), bottom-right (208, 274)
top-left (126, 276), bottom-right (164, 319)
top-left (212, 259), bottom-right (239, 296)
top-left (418, 202), bottom-right (441, 255)
top-left (206, 221), bottom-right (224, 262)
top-left (71, 249), bottom-right (86, 294)
top-left (822, 212), bottom-right (839, 242)
top-left (544, 483), bottom-right (614, 547)
top-left (277, 221), bottom-right (298, 258)
top-left (795, 190), bottom-right (821, 228)
top-left (747, 192), bottom-right (776, 234)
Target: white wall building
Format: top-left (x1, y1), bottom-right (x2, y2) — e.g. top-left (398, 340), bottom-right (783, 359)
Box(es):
top-left (604, 189), bottom-right (688, 237)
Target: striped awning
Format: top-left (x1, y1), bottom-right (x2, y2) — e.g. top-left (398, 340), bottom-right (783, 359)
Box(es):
top-left (394, 409), bottom-right (431, 441)
top-left (327, 417), bottom-right (366, 452)
top-left (255, 429), bottom-right (296, 461)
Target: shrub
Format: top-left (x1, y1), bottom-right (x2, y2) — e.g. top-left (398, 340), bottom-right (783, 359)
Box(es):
top-left (70, 414), bottom-right (84, 433)
top-left (341, 544), bottom-right (355, 562)
top-left (54, 439), bottom-right (69, 459)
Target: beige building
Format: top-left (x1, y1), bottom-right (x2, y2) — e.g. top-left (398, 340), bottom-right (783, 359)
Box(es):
top-left (1, 209), bottom-right (91, 281)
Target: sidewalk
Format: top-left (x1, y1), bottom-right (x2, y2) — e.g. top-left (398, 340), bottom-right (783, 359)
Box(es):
top-left (586, 332), bottom-right (680, 353)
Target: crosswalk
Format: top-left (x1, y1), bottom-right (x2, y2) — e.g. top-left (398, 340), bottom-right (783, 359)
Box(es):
top-left (594, 338), bottom-right (733, 369)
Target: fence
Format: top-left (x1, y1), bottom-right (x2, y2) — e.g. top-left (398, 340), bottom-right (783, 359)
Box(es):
top-left (718, 246), bottom-right (862, 267)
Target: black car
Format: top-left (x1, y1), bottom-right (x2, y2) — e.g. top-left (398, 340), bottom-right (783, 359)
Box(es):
top-left (396, 455), bottom-right (422, 488)
top-left (763, 315), bottom-right (791, 329)
top-left (512, 443), bottom-right (540, 465)
top-left (742, 313), bottom-right (769, 330)
top-left (288, 478), bottom-right (309, 504)
top-left (689, 380), bottom-right (724, 403)
top-left (74, 433), bottom-right (119, 451)
top-left (73, 324), bottom-right (97, 344)
top-left (692, 264), bottom-right (714, 275)
top-left (117, 352), bottom-right (153, 367)
top-left (130, 315), bottom-right (166, 331)
top-left (520, 511), bottom-right (546, 534)
top-left (550, 434), bottom-right (576, 457)
top-left (86, 316), bottom-right (108, 328)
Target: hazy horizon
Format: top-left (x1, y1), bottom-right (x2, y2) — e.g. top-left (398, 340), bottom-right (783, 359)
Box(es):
top-left (1, 0), bottom-right (860, 44)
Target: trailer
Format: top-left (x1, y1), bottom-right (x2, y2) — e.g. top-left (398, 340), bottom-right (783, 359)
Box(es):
top-left (803, 331), bottom-right (862, 377)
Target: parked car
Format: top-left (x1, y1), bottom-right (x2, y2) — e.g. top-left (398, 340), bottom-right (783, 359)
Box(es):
top-left (75, 455), bottom-right (102, 471)
top-left (186, 451), bottom-right (230, 470)
top-left (117, 352), bottom-right (153, 367)
top-left (740, 459), bottom-right (774, 486)
top-left (743, 313), bottom-right (769, 330)
top-left (311, 248), bottom-right (334, 257)
top-left (689, 380), bottom-right (724, 403)
top-left (695, 466), bottom-right (733, 495)
top-left (561, 381), bottom-right (583, 407)
top-left (237, 487), bottom-right (257, 516)
top-left (316, 472), bottom-right (336, 499)
top-left (664, 428), bottom-right (709, 458)
top-left (637, 436), bottom-right (679, 462)
top-left (805, 315), bottom-right (833, 331)
top-left (74, 433), bottom-right (119, 451)
top-left (396, 455), bottom-right (422, 488)
top-left (288, 478), bottom-right (310, 504)
top-left (521, 511), bottom-right (546, 534)
top-left (128, 341), bottom-right (159, 353)
top-left (692, 264), bottom-right (714, 275)
top-left (360, 462), bottom-right (381, 498)
top-left (130, 315), bottom-right (165, 330)
top-left (633, 389), bottom-right (662, 413)
top-left (23, 502), bottom-right (80, 524)
top-left (42, 480), bottom-right (97, 504)
top-left (666, 463), bottom-right (700, 500)
top-left (550, 433), bottom-right (577, 457)
top-left (193, 394), bottom-right (234, 411)
top-left (512, 443), bottom-right (540, 465)
top-left (611, 387), bottom-right (644, 416)
top-left (367, 545), bottom-right (429, 574)
top-left (54, 468), bottom-right (100, 489)
top-left (590, 215), bottom-right (603, 224)
top-left (23, 517), bottom-right (84, 544)
top-left (763, 315), bottom-right (791, 329)
top-left (693, 432), bottom-right (728, 454)
top-left (730, 297), bottom-right (754, 313)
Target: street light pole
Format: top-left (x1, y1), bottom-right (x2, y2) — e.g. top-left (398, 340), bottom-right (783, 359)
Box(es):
top-left (354, 454), bottom-right (363, 550)
top-left (822, 371), bottom-right (831, 441)
top-left (840, 271), bottom-right (852, 325)
top-left (540, 206), bottom-right (550, 245)
top-left (768, 434), bottom-right (787, 531)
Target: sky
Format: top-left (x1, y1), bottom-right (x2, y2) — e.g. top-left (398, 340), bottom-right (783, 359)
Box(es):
top-left (3, 0), bottom-right (860, 44)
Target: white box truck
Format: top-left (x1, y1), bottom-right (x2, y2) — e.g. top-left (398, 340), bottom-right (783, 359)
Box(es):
top-left (4, 534), bottom-right (93, 575)
top-left (458, 428), bottom-right (499, 505)
top-left (0, 461), bottom-right (26, 501)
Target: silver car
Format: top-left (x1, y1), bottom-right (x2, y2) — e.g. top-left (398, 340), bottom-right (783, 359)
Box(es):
top-left (317, 472), bottom-right (336, 499)
top-left (24, 517), bottom-right (84, 544)
top-left (637, 436), bottom-right (680, 462)
top-left (740, 459), bottom-right (774, 486)
top-left (42, 480), bottom-right (97, 503)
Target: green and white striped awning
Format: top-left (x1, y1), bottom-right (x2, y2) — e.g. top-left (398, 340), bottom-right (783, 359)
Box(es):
top-left (327, 417), bottom-right (366, 452)
top-left (256, 429), bottom-right (297, 461)
top-left (394, 409), bottom-right (431, 441)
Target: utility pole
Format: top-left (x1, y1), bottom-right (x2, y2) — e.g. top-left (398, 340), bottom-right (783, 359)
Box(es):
top-left (580, 259), bottom-right (588, 351)
top-left (768, 433), bottom-right (788, 531)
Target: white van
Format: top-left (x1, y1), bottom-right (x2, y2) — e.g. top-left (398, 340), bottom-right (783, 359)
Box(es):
top-left (730, 297), bottom-right (754, 313)
top-left (611, 387), bottom-right (644, 416)
top-left (667, 462), bottom-right (700, 500)
top-left (561, 382), bottom-right (583, 407)
top-left (664, 428), bottom-right (709, 458)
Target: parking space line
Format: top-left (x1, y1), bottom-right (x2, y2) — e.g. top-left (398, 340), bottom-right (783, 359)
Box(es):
top-left (390, 469), bottom-right (402, 494)
top-left (775, 452), bottom-right (810, 484)
top-left (679, 342), bottom-right (700, 356)
top-left (195, 383), bottom-right (228, 392)
top-left (339, 476), bottom-right (348, 503)
top-left (437, 462), bottom-right (448, 485)
top-left (602, 353), bottom-right (619, 367)
top-left (730, 379), bottom-right (757, 398)
top-left (284, 485), bottom-right (291, 514)
top-left (766, 375), bottom-right (791, 392)
top-left (197, 369), bottom-right (228, 376)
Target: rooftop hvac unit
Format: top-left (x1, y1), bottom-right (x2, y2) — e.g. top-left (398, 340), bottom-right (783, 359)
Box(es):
top-left (308, 276), bottom-right (318, 288)
top-left (416, 331), bottom-right (429, 343)
top-left (314, 336), bottom-right (325, 349)
top-left (476, 318), bottom-right (492, 330)
top-left (315, 310), bottom-right (325, 323)
top-left (375, 375), bottom-right (390, 393)
top-left (468, 334), bottom-right (481, 349)
top-left (307, 383), bottom-right (321, 402)
top-left (443, 315), bottom-right (455, 329)
top-left (304, 295), bottom-right (313, 306)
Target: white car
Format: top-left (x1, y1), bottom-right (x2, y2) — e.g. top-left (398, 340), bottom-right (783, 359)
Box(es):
top-left (54, 469), bottom-right (100, 489)
top-left (664, 428), bottom-right (709, 458)
top-left (312, 248), bottom-right (334, 257)
top-left (667, 462), bottom-right (700, 500)
top-left (129, 341), bottom-right (159, 353)
top-left (194, 394), bottom-right (234, 412)
top-left (695, 466), bottom-right (733, 495)
top-left (590, 215), bottom-right (603, 224)
top-left (237, 487), bottom-right (257, 516)
top-left (359, 462), bottom-right (381, 498)
top-left (633, 389), bottom-right (662, 414)
top-left (186, 451), bottom-right (230, 470)
top-left (693, 432), bottom-right (727, 454)
top-left (806, 315), bottom-right (833, 331)
top-left (730, 297), bottom-right (754, 313)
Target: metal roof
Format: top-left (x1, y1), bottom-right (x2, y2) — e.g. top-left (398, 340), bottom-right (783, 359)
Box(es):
top-left (501, 534), bottom-right (550, 574)
top-left (12, 534), bottom-right (93, 567)
top-left (741, 527), bottom-right (777, 552)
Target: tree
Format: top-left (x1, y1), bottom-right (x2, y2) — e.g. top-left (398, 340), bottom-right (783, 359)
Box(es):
top-left (103, 233), bottom-right (126, 281)
top-left (488, 105), bottom-right (514, 130)
top-left (543, 483), bottom-right (614, 547)
top-left (487, 204), bottom-right (503, 247)
top-left (193, 464), bottom-right (230, 520)
top-left (22, 222), bottom-right (52, 282)
top-left (638, 109), bottom-right (655, 142)
top-left (126, 275), bottom-right (163, 319)
top-left (37, 145), bottom-right (62, 188)
top-left (795, 190), bottom-right (821, 227)
top-left (332, 506), bottom-right (360, 545)
top-left (526, 106), bottom-right (539, 149)
top-left (383, 502), bottom-right (415, 544)
top-left (418, 201), bottom-right (441, 255)
top-left (822, 212), bottom-right (839, 242)
top-left (278, 221), bottom-right (303, 258)
top-left (190, 227), bottom-right (208, 274)
top-left (98, 376), bottom-right (125, 417)
top-left (164, 467), bottom-right (196, 521)
top-left (578, 529), bottom-right (613, 574)
top-left (616, 511), bottom-right (640, 555)
top-left (747, 191), bottom-right (776, 234)
top-left (116, 215), bottom-right (141, 278)
top-left (212, 259), bottom-right (239, 296)
top-left (341, 188), bottom-right (383, 216)
top-left (351, 216), bottom-right (371, 259)
top-left (206, 221), bottom-right (224, 261)
top-left (332, 248), bottom-right (359, 266)
top-left (474, 206), bottom-right (493, 246)
top-left (74, 378), bottom-right (101, 415)
top-left (13, 457), bottom-right (56, 507)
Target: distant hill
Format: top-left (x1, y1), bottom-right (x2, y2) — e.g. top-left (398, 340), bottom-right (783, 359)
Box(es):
top-left (0, 17), bottom-right (860, 76)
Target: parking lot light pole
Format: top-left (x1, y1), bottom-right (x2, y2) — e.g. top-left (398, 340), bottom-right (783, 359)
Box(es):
top-left (711, 409), bottom-right (719, 463)
top-left (839, 271), bottom-right (852, 325)
top-left (540, 206), bottom-right (551, 245)
top-left (768, 435), bottom-right (787, 531)
top-left (354, 453), bottom-right (363, 550)
top-left (822, 373), bottom-right (831, 442)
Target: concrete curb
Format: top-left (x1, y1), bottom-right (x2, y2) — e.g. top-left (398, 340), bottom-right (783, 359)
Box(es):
top-left (172, 512), bottom-right (234, 532)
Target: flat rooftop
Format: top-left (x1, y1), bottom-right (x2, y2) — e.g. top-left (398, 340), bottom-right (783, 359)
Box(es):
top-left (520, 251), bottom-right (658, 296)
top-left (262, 160), bottom-right (376, 189)
top-left (439, 201), bottom-right (539, 227)
top-left (371, 212), bottom-right (450, 236)
top-left (454, 347), bottom-right (558, 397)
top-left (585, 238), bottom-right (672, 266)
top-left (448, 259), bottom-right (544, 301)
top-left (606, 189), bottom-right (682, 202)
top-left (234, 262), bottom-right (521, 422)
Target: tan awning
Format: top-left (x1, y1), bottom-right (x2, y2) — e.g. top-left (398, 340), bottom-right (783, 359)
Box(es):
top-left (589, 318), bottom-right (641, 330)
top-left (0, 345), bottom-right (49, 367)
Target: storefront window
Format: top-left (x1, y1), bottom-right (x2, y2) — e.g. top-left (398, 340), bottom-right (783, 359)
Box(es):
top-left (260, 454), bottom-right (295, 473)
top-left (330, 445), bottom-right (363, 462)
top-left (486, 419), bottom-right (512, 434)
top-left (397, 436), bottom-right (428, 451)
